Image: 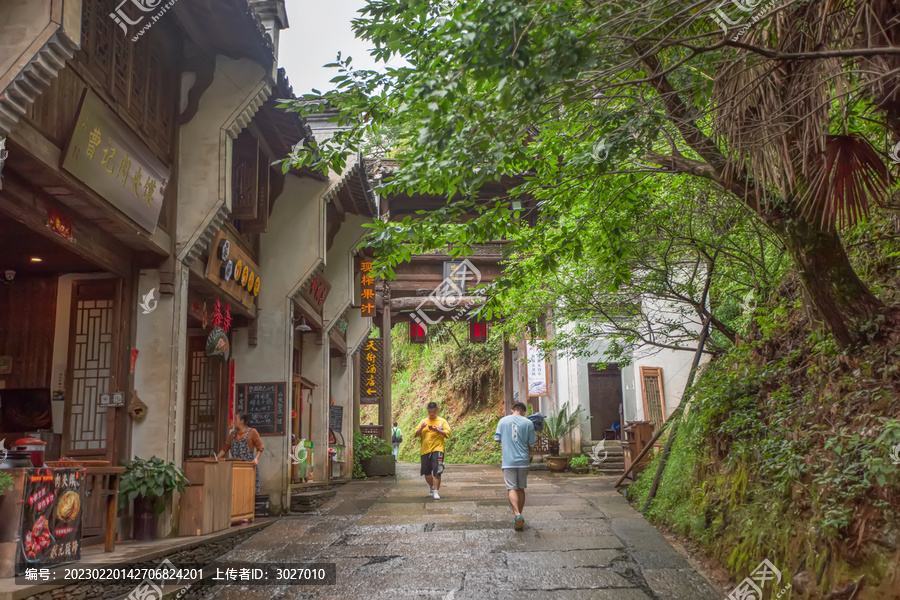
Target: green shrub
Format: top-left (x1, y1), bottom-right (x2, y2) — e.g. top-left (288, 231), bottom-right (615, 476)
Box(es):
top-left (0, 470), bottom-right (13, 495)
top-left (119, 456), bottom-right (188, 514)
top-left (570, 455), bottom-right (590, 468)
top-left (352, 432), bottom-right (393, 479)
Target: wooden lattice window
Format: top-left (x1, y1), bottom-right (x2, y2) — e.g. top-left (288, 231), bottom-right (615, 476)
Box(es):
top-left (640, 367), bottom-right (666, 428)
top-left (243, 149), bottom-right (271, 233)
top-left (78, 0), bottom-right (178, 160)
top-left (232, 130), bottom-right (260, 219)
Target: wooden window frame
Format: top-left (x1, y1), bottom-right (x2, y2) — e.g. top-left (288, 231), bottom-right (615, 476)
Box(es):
top-left (639, 366), bottom-right (666, 426)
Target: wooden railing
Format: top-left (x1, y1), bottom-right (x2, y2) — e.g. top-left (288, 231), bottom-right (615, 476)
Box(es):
top-left (529, 435), bottom-right (551, 455)
top-left (84, 467), bottom-right (125, 551)
top-left (360, 425), bottom-right (384, 439)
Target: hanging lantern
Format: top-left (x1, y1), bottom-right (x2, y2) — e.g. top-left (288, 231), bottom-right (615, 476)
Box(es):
top-left (410, 322), bottom-right (427, 344)
top-left (470, 322), bottom-right (488, 344)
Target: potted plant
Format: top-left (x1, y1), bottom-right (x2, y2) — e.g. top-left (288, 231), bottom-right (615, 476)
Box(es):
top-left (353, 432), bottom-right (396, 478)
top-left (569, 455), bottom-right (590, 474)
top-left (543, 406), bottom-right (589, 472)
top-left (119, 456), bottom-right (188, 540)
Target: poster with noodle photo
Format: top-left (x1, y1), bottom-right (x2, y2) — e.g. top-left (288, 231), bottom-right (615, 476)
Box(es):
top-left (17, 468), bottom-right (85, 575)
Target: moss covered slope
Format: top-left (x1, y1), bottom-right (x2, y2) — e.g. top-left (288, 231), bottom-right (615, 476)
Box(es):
top-left (364, 325), bottom-right (505, 465)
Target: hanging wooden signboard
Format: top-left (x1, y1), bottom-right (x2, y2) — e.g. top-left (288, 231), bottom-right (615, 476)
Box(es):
top-left (299, 270), bottom-right (331, 312)
top-left (360, 260), bottom-right (376, 317)
top-left (205, 230), bottom-right (261, 311)
top-left (61, 90), bottom-right (168, 234)
top-left (359, 339), bottom-right (383, 404)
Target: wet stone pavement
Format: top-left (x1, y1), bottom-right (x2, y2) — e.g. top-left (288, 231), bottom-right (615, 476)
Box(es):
top-left (201, 463), bottom-right (721, 600)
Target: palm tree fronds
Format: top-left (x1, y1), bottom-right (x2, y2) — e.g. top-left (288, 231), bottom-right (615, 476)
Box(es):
top-left (802, 133), bottom-right (888, 230)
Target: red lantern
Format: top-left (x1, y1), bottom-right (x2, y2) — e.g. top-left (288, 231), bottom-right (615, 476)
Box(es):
top-left (470, 322), bottom-right (488, 343)
top-left (410, 322), bottom-right (427, 343)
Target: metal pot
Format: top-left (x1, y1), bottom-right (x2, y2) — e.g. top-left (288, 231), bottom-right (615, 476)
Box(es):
top-left (0, 451), bottom-right (33, 470)
top-left (13, 438), bottom-right (47, 468)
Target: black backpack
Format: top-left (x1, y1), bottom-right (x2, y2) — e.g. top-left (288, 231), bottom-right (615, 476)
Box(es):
top-left (391, 428), bottom-right (403, 444)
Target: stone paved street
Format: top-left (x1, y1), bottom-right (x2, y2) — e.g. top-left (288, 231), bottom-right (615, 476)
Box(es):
top-left (202, 463), bottom-right (722, 600)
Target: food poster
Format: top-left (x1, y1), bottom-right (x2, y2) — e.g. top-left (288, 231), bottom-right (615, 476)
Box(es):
top-left (18, 468), bottom-right (85, 573)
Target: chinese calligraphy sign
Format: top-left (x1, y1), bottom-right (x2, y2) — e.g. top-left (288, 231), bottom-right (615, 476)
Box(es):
top-left (359, 339), bottom-right (383, 404)
top-left (360, 261), bottom-right (376, 317)
top-left (46, 208), bottom-right (74, 242)
top-left (526, 340), bottom-right (549, 397)
top-left (62, 90), bottom-right (169, 234)
top-left (299, 270), bottom-right (331, 310)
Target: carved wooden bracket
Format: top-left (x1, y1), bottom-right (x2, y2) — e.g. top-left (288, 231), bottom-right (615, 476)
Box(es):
top-left (159, 256), bottom-right (176, 295)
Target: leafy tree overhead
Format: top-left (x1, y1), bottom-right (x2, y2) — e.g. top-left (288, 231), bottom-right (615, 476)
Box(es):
top-left (281, 0), bottom-right (900, 347)
top-left (499, 176), bottom-right (789, 361)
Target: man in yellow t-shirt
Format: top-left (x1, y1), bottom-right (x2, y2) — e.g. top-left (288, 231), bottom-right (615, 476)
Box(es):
top-left (414, 401), bottom-right (451, 500)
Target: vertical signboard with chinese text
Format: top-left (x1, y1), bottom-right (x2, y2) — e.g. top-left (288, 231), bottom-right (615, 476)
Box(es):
top-left (62, 91), bottom-right (169, 234)
top-left (300, 271), bottom-right (331, 312)
top-left (360, 261), bottom-right (376, 317)
top-left (526, 340), bottom-right (549, 397)
top-left (17, 468), bottom-right (85, 574)
top-left (359, 339), bottom-right (383, 404)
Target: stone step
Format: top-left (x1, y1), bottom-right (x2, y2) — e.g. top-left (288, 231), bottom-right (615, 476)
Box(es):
top-left (290, 489), bottom-right (336, 512)
top-left (594, 468), bottom-right (625, 475)
top-left (581, 448), bottom-right (625, 457)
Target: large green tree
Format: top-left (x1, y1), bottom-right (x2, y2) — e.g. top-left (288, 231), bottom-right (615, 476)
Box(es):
top-left (283, 0), bottom-right (898, 347)
top-left (497, 176), bottom-right (789, 360)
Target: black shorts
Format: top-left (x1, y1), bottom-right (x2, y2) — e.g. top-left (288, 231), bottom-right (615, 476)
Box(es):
top-left (420, 451), bottom-right (445, 477)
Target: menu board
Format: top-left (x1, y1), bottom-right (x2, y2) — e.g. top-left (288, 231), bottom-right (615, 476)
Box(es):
top-left (329, 405), bottom-right (343, 432)
top-left (17, 468), bottom-right (85, 574)
top-left (236, 382), bottom-right (286, 436)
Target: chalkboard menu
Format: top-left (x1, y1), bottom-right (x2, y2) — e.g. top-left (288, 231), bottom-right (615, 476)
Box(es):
top-left (329, 405), bottom-right (343, 431)
top-left (236, 382), bottom-right (286, 436)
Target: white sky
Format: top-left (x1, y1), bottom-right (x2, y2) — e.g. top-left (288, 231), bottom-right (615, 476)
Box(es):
top-left (278, 0), bottom-right (379, 95)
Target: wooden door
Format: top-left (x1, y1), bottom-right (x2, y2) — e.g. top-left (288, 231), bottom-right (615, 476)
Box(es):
top-left (184, 336), bottom-right (227, 460)
top-left (63, 279), bottom-right (120, 459)
top-left (588, 363), bottom-right (623, 440)
top-left (640, 367), bottom-right (666, 429)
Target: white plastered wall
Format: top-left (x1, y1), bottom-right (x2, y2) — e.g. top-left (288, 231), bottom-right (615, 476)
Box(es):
top-left (230, 173), bottom-right (330, 513)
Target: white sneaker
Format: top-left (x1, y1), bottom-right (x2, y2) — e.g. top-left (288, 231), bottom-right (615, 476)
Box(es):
top-left (432, 490), bottom-right (440, 500)
top-left (428, 487), bottom-right (434, 498)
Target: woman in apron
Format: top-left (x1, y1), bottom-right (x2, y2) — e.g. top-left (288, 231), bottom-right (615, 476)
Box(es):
top-left (217, 412), bottom-right (264, 493)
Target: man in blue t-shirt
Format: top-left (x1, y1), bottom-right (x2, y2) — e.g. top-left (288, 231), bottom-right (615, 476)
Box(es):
top-left (494, 401), bottom-right (537, 530)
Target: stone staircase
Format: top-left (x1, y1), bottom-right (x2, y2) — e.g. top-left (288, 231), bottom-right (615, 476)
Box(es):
top-left (290, 483), bottom-right (337, 513)
top-left (581, 439), bottom-right (626, 475)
